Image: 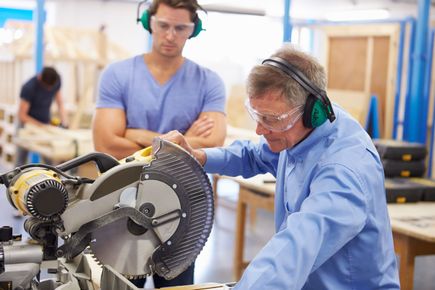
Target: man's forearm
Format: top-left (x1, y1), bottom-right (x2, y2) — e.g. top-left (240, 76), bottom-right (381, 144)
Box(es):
top-left (186, 136), bottom-right (225, 149)
top-left (94, 135), bottom-right (142, 160)
top-left (125, 129), bottom-right (160, 148)
top-left (20, 115), bottom-right (45, 127)
top-left (60, 108), bottom-right (69, 126)
top-left (125, 127), bottom-right (225, 150)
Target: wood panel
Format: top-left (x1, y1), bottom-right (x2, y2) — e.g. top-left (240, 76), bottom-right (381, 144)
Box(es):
top-left (322, 24), bottom-right (399, 137)
top-left (371, 36), bottom-right (390, 137)
top-left (226, 84), bottom-right (256, 130)
top-left (328, 37), bottom-right (367, 91)
top-left (328, 89), bottom-right (370, 125)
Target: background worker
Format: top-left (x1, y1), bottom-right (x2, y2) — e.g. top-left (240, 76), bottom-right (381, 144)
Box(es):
top-left (16, 66), bottom-right (68, 166)
top-left (159, 44), bottom-right (400, 289)
top-left (92, 0), bottom-right (226, 287)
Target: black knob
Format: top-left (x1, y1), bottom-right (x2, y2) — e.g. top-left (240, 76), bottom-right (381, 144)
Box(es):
top-left (125, 156), bottom-right (136, 163)
top-left (0, 226), bottom-right (12, 242)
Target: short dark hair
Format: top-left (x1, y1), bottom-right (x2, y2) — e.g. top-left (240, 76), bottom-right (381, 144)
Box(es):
top-left (40, 67), bottom-right (60, 87)
top-left (148, 0), bottom-right (204, 21)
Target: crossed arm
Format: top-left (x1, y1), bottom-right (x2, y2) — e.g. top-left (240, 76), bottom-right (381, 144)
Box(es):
top-left (92, 108), bottom-right (227, 159)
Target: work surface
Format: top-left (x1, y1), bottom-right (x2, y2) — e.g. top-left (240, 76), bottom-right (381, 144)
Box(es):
top-left (15, 124), bottom-right (93, 161)
top-left (388, 203), bottom-right (435, 242)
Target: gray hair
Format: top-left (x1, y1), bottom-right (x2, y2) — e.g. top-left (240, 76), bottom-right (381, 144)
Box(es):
top-left (246, 44), bottom-right (327, 108)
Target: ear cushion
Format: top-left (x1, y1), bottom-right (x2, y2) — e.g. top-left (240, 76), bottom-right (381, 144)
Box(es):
top-left (303, 95), bottom-right (328, 128)
top-left (140, 10), bottom-right (152, 32)
top-left (190, 17), bottom-right (202, 38)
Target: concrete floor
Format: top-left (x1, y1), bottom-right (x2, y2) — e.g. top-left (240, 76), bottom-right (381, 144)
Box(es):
top-left (1, 174), bottom-right (435, 289)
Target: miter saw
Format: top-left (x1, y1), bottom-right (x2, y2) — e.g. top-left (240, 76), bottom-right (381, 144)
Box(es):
top-left (0, 138), bottom-right (219, 290)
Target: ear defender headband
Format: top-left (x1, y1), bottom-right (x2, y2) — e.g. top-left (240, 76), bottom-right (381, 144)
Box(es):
top-left (136, 0), bottom-right (203, 39)
top-left (261, 56), bottom-right (336, 128)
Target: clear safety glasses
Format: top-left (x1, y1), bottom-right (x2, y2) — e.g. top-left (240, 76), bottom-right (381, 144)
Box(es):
top-left (244, 99), bottom-right (303, 132)
top-left (150, 16), bottom-right (195, 38)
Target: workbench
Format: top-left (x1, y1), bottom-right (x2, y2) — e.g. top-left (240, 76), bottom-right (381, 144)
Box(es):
top-left (15, 124), bottom-right (93, 162)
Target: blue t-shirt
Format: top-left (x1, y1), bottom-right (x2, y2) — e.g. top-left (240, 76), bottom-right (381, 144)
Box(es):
top-left (96, 55), bottom-right (226, 134)
top-left (20, 76), bottom-right (61, 124)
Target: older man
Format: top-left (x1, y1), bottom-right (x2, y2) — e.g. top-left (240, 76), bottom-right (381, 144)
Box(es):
top-left (159, 45), bottom-right (400, 289)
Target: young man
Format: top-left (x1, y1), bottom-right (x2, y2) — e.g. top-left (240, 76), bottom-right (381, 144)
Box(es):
top-left (159, 45), bottom-right (400, 289)
top-left (92, 0), bottom-right (226, 287)
top-left (92, 0), bottom-right (226, 160)
top-left (16, 66), bottom-right (68, 166)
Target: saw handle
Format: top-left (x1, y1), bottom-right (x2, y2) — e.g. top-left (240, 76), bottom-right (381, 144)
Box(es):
top-left (57, 152), bottom-right (120, 173)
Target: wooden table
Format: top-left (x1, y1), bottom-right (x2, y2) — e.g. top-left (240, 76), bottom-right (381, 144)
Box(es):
top-left (222, 174), bottom-right (435, 289)
top-left (214, 174), bottom-right (275, 280)
top-left (388, 203), bottom-right (435, 290)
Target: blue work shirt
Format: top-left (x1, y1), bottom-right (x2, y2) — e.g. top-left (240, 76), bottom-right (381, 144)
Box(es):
top-left (204, 105), bottom-right (400, 289)
top-left (20, 76), bottom-right (61, 124)
top-left (96, 55), bottom-right (226, 134)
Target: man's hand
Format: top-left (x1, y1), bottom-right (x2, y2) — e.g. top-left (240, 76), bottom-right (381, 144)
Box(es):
top-left (158, 130), bottom-right (207, 166)
top-left (185, 116), bottom-right (214, 138)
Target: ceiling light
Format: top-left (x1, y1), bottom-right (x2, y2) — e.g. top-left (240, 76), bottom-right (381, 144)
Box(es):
top-left (325, 8), bottom-right (390, 22)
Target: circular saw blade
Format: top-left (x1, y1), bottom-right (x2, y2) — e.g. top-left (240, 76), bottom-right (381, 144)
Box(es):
top-left (90, 179), bottom-right (181, 278)
top-left (89, 139), bottom-right (214, 280)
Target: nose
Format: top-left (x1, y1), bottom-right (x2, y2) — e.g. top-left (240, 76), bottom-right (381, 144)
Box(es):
top-left (165, 27), bottom-right (177, 39)
top-left (255, 122), bottom-right (271, 136)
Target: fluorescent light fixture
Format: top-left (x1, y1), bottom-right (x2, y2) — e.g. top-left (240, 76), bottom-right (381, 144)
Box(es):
top-left (325, 8), bottom-right (390, 22)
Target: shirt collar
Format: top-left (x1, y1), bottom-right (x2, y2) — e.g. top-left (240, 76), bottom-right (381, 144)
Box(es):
top-left (285, 108), bottom-right (338, 158)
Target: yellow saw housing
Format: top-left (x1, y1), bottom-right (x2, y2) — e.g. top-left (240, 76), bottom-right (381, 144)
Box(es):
top-left (8, 169), bottom-right (68, 220)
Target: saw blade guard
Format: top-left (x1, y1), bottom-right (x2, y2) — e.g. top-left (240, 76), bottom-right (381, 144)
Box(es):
top-left (90, 139), bottom-right (214, 280)
top-left (149, 139), bottom-right (214, 280)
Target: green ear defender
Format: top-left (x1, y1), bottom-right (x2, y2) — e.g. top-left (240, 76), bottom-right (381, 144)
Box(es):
top-left (261, 56), bottom-right (336, 128)
top-left (303, 97), bottom-right (328, 128)
top-left (140, 10), bottom-right (152, 32)
top-left (139, 10), bottom-right (203, 39)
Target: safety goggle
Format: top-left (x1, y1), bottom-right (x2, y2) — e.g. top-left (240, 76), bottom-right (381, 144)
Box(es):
top-left (150, 16), bottom-right (195, 38)
top-left (244, 99), bottom-right (303, 132)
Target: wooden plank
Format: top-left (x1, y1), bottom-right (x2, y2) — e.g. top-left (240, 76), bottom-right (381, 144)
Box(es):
top-left (385, 27), bottom-right (400, 138)
top-left (226, 84), bottom-right (256, 130)
top-left (16, 124), bottom-right (93, 161)
top-left (327, 36), bottom-right (367, 91)
top-left (370, 36), bottom-right (390, 136)
top-left (328, 89), bottom-right (370, 126)
top-left (323, 23), bottom-right (400, 138)
top-left (322, 24), bottom-right (399, 37)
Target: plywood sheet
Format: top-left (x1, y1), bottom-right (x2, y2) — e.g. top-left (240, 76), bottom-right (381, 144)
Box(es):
top-left (328, 89), bottom-right (370, 126)
top-left (328, 37), bottom-right (367, 91)
top-left (16, 124), bottom-right (93, 161)
top-left (226, 84), bottom-right (256, 130)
